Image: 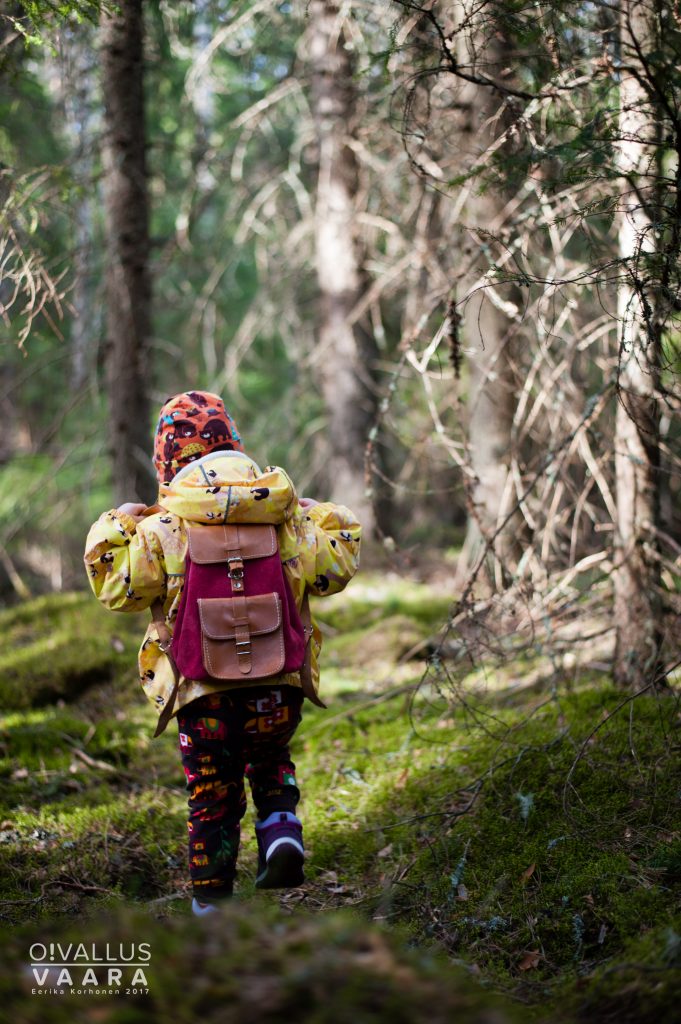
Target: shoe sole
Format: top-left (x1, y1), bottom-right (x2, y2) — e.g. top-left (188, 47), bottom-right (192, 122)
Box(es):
top-left (255, 844), bottom-right (305, 889)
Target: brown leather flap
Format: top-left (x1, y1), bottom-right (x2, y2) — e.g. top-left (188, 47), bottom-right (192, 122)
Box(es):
top-left (198, 593), bottom-right (281, 639)
top-left (187, 523), bottom-right (277, 564)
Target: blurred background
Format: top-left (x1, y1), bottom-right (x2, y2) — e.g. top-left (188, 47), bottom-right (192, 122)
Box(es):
top-left (2, 0), bottom-right (678, 620)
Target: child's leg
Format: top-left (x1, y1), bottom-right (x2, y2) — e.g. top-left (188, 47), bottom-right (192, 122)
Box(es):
top-left (243, 685), bottom-right (304, 819)
top-left (177, 693), bottom-right (246, 902)
top-left (240, 685), bottom-right (305, 889)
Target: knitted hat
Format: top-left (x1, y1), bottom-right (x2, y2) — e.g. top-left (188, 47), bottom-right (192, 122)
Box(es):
top-left (153, 391), bottom-right (244, 484)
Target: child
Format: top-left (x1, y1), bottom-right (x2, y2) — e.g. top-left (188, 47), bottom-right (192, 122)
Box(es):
top-left (84, 391), bottom-right (361, 914)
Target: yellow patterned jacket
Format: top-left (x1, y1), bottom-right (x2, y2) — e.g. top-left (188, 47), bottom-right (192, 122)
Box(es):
top-left (84, 451), bottom-right (361, 723)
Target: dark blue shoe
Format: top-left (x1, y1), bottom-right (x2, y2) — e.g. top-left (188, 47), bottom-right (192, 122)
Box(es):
top-left (255, 811), bottom-right (305, 889)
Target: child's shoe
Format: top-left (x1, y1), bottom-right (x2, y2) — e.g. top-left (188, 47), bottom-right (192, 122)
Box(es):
top-left (255, 811), bottom-right (305, 889)
top-left (191, 897), bottom-right (222, 916)
top-left (191, 885), bottom-right (233, 916)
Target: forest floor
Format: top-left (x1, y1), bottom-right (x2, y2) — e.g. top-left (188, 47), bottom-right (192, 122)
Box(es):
top-left (0, 572), bottom-right (680, 1023)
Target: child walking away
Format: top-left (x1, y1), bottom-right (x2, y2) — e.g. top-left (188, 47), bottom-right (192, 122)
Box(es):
top-left (84, 391), bottom-right (361, 914)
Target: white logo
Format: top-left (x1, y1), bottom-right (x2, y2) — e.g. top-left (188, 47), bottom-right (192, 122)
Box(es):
top-left (28, 942), bottom-right (151, 996)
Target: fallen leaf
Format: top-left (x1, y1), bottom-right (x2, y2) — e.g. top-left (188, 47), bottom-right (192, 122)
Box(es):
top-left (598, 923), bottom-right (607, 944)
top-left (518, 950), bottom-right (541, 971)
top-left (377, 844), bottom-right (393, 858)
top-left (110, 636), bottom-right (125, 653)
top-left (395, 768), bottom-right (409, 789)
top-left (457, 883), bottom-right (468, 901)
top-left (521, 862), bottom-right (536, 884)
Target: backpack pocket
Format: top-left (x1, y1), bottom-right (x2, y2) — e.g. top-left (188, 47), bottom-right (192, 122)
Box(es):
top-left (198, 593), bottom-right (285, 680)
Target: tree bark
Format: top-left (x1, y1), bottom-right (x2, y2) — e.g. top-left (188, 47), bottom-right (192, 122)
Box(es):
top-left (449, 3), bottom-right (522, 574)
top-left (307, 0), bottom-right (376, 534)
top-left (57, 26), bottom-right (96, 391)
top-left (100, 0), bottom-right (154, 505)
top-left (465, 249), bottom-right (519, 572)
top-left (613, 0), bottom-right (662, 688)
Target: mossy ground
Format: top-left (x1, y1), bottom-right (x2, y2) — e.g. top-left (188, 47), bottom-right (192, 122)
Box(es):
top-left (0, 578), bottom-right (679, 1021)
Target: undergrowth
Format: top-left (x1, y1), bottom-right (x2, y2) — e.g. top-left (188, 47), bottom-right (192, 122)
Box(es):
top-left (0, 578), bottom-right (679, 1022)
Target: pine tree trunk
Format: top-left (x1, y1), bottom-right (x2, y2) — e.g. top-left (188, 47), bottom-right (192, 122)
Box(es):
top-left (100, 0), bottom-right (154, 505)
top-left (613, 0), bottom-right (662, 688)
top-left (465, 228), bottom-right (519, 572)
top-left (307, 0), bottom-right (376, 534)
top-left (57, 27), bottom-right (96, 391)
top-left (450, 4), bottom-right (522, 574)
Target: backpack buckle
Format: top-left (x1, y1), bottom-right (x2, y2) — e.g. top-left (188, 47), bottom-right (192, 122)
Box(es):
top-left (227, 556), bottom-right (245, 592)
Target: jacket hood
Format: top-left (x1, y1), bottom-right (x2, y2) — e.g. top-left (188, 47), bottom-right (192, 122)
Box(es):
top-left (153, 391), bottom-right (243, 484)
top-left (158, 450), bottom-right (298, 525)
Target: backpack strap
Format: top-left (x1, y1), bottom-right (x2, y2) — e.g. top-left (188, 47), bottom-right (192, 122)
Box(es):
top-left (150, 597), bottom-right (182, 738)
top-left (299, 591), bottom-right (327, 709)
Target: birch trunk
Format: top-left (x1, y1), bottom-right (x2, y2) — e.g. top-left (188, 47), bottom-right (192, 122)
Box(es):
top-left (307, 0), bottom-right (375, 533)
top-left (100, 0), bottom-right (154, 505)
top-left (613, 0), bottom-right (662, 688)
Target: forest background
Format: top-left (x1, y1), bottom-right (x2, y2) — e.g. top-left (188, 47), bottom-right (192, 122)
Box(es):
top-left (0, 2), bottom-right (680, 1022)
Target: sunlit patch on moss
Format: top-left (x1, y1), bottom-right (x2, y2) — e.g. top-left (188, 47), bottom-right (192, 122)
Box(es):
top-left (0, 593), bottom-right (139, 709)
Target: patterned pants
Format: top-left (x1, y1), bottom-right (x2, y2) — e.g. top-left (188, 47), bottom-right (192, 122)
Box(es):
top-left (177, 684), bottom-right (303, 900)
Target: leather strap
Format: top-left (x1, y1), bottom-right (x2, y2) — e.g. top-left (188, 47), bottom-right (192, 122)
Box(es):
top-left (225, 524), bottom-right (241, 554)
top-left (231, 593), bottom-right (252, 674)
top-left (150, 597), bottom-right (182, 738)
top-left (299, 591), bottom-right (327, 709)
top-left (225, 527), bottom-right (242, 588)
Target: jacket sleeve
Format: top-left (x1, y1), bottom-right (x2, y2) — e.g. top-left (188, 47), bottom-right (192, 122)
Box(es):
top-left (303, 501), bottom-right (361, 597)
top-left (84, 509), bottom-right (167, 612)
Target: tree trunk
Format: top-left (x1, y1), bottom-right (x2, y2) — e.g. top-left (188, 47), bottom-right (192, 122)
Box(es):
top-left (613, 0), bottom-right (662, 688)
top-left (100, 0), bottom-right (154, 505)
top-left (57, 26), bottom-right (97, 391)
top-left (307, 0), bottom-right (376, 534)
top-left (450, 4), bottom-right (522, 575)
top-left (465, 250), bottom-right (519, 572)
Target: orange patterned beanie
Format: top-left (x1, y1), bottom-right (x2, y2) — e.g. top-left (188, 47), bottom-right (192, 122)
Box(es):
top-left (153, 391), bottom-right (244, 483)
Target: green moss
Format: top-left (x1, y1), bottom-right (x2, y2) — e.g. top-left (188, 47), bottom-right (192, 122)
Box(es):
top-left (0, 789), bottom-right (186, 922)
top-left (290, 683), bottom-right (681, 1020)
top-left (325, 614), bottom-right (428, 667)
top-left (0, 902), bottom-right (518, 1022)
top-left (1, 581), bottom-right (679, 1023)
top-left (558, 921), bottom-right (681, 1024)
top-left (0, 593), bottom-right (140, 709)
top-left (315, 577), bottom-right (452, 635)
